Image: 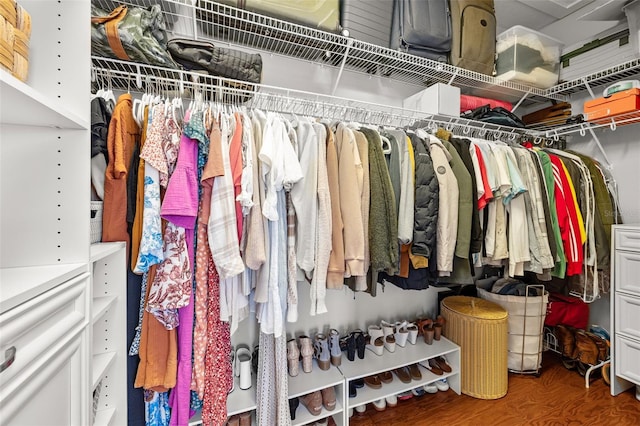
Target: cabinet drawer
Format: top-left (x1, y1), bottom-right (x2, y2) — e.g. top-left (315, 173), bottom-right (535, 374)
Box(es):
top-left (615, 336), bottom-right (640, 385)
top-left (0, 273), bottom-right (89, 386)
top-left (616, 228), bottom-right (640, 251)
top-left (616, 294), bottom-right (640, 340)
top-left (614, 251), bottom-right (640, 295)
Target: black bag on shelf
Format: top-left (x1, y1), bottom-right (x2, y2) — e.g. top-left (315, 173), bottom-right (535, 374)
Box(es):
top-left (167, 38), bottom-right (263, 102)
top-left (461, 104), bottom-right (526, 128)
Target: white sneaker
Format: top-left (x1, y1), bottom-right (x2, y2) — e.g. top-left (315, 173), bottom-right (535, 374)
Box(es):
top-left (385, 394), bottom-right (398, 407)
top-left (372, 398), bottom-right (387, 411)
top-left (435, 378), bottom-right (449, 392)
top-left (355, 404), bottom-right (367, 414)
top-left (348, 408), bottom-right (354, 417)
top-left (423, 382), bottom-right (438, 394)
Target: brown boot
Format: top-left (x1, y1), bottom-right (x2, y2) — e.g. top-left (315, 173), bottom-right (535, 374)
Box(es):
top-left (555, 324), bottom-right (577, 359)
top-left (574, 329), bottom-right (599, 365)
top-left (586, 331), bottom-right (609, 362)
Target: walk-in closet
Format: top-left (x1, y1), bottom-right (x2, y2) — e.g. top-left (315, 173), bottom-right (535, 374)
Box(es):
top-left (1, 1), bottom-right (640, 425)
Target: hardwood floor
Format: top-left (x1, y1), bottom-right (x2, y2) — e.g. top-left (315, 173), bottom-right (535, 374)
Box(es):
top-left (343, 352), bottom-right (639, 426)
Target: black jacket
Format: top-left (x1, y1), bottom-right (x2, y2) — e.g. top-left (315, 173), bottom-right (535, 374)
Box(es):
top-left (410, 133), bottom-right (438, 259)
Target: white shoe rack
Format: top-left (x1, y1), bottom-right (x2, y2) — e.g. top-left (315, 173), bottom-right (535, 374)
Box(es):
top-left (188, 338), bottom-right (459, 425)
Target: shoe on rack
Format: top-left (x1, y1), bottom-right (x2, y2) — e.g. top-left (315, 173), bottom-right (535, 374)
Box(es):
top-left (300, 390), bottom-right (323, 416)
top-left (299, 335), bottom-right (315, 373)
top-left (385, 393), bottom-right (398, 407)
top-left (435, 314), bottom-right (446, 340)
top-left (321, 386), bottom-right (337, 411)
top-left (329, 329), bottom-right (342, 366)
top-left (354, 404), bottom-right (367, 414)
top-left (372, 398), bottom-right (387, 411)
top-left (407, 363), bottom-right (422, 380)
top-left (341, 333), bottom-right (356, 362)
top-left (392, 366), bottom-right (412, 384)
top-left (348, 408), bottom-right (354, 418)
top-left (366, 325), bottom-right (385, 356)
top-left (433, 356), bottom-right (452, 373)
top-left (419, 358), bottom-right (444, 376)
top-left (235, 345), bottom-right (253, 390)
top-left (555, 324), bottom-right (577, 359)
top-left (287, 339), bottom-right (300, 377)
top-left (396, 391), bottom-right (413, 401)
top-left (406, 322), bottom-right (419, 345)
top-left (411, 387), bottom-right (426, 397)
top-left (238, 411), bottom-right (251, 426)
top-left (380, 320), bottom-right (397, 352)
top-left (314, 333), bottom-right (331, 371)
top-left (348, 381), bottom-right (357, 398)
top-left (364, 375), bottom-right (382, 389)
top-left (289, 397), bottom-right (300, 420)
top-left (314, 418), bottom-right (329, 426)
top-left (394, 320), bottom-right (410, 347)
top-left (226, 415), bottom-right (239, 426)
top-left (574, 329), bottom-right (600, 365)
top-left (379, 370), bottom-right (393, 384)
top-left (422, 320), bottom-right (435, 345)
top-left (353, 329), bottom-right (366, 360)
top-left (435, 378), bottom-right (449, 392)
top-left (423, 382), bottom-right (438, 394)
top-left (433, 322), bottom-right (443, 341)
top-left (353, 377), bottom-right (365, 388)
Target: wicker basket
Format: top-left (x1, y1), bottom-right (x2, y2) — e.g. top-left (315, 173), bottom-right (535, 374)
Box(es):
top-left (0, 6), bottom-right (14, 72)
top-left (90, 201), bottom-right (103, 244)
top-left (0, 0), bottom-right (29, 81)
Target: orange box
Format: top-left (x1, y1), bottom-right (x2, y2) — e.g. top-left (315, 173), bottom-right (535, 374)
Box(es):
top-left (584, 88), bottom-right (640, 124)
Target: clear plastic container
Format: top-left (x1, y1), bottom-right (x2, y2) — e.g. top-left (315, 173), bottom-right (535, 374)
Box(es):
top-left (495, 25), bottom-right (564, 89)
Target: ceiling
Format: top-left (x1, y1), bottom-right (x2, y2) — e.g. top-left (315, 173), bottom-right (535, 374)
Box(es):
top-left (494, 0), bottom-right (630, 48)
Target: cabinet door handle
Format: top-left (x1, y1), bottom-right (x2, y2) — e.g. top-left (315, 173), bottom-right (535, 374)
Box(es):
top-left (0, 346), bottom-right (16, 373)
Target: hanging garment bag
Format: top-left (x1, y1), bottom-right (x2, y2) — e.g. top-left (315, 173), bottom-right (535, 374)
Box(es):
top-left (390, 0), bottom-right (452, 62)
top-left (449, 0), bottom-right (496, 75)
top-left (341, 0), bottom-right (394, 47)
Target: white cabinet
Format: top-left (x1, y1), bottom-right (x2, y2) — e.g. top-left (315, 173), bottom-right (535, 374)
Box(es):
top-left (91, 243), bottom-right (128, 426)
top-left (0, 272), bottom-right (91, 425)
top-left (610, 225), bottom-right (640, 399)
top-left (0, 0), bottom-right (91, 424)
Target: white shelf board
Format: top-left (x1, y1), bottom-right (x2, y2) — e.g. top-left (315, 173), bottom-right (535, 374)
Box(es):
top-left (92, 351), bottom-right (116, 391)
top-left (0, 263), bottom-right (87, 313)
top-left (93, 408), bottom-right (116, 426)
top-left (227, 375), bottom-right (257, 417)
top-left (345, 364), bottom-right (458, 408)
top-left (292, 397), bottom-right (342, 426)
top-left (0, 69), bottom-right (88, 129)
top-left (288, 359), bottom-right (344, 398)
top-left (337, 337), bottom-right (459, 380)
top-left (92, 296), bottom-right (116, 324)
top-left (91, 242), bottom-right (126, 263)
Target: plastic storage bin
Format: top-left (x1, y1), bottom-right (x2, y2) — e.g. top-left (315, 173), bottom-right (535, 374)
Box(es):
top-left (495, 25), bottom-right (563, 89)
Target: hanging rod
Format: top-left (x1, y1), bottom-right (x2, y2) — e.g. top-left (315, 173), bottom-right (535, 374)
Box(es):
top-left (92, 56), bottom-right (546, 141)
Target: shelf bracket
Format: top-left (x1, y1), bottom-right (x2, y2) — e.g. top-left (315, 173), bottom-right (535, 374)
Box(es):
top-left (582, 77), bottom-right (596, 99)
top-left (331, 38), bottom-right (354, 96)
top-left (587, 126), bottom-right (613, 169)
top-left (447, 69), bottom-right (459, 85)
top-left (511, 90), bottom-right (531, 113)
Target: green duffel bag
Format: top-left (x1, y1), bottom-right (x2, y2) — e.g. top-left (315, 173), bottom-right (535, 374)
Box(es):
top-left (91, 4), bottom-right (178, 69)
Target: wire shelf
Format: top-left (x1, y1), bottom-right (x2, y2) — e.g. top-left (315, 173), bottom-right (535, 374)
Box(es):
top-left (91, 56), bottom-right (542, 141)
top-left (548, 58), bottom-right (640, 97)
top-left (91, 0), bottom-right (567, 105)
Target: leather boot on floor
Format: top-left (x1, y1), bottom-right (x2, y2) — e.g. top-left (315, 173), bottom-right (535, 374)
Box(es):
top-left (555, 324), bottom-right (577, 358)
top-left (574, 329), bottom-right (600, 365)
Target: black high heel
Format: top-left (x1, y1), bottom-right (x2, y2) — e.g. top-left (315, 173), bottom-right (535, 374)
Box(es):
top-left (289, 397), bottom-right (299, 420)
top-left (341, 334), bottom-right (357, 362)
top-left (354, 330), bottom-right (366, 359)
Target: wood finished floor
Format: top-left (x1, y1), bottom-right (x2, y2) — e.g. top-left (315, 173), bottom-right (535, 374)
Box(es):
top-left (338, 352), bottom-right (640, 426)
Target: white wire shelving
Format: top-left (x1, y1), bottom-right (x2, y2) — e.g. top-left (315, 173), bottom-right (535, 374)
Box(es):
top-left (90, 0), bottom-right (640, 152)
top-left (91, 56), bottom-right (538, 142)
